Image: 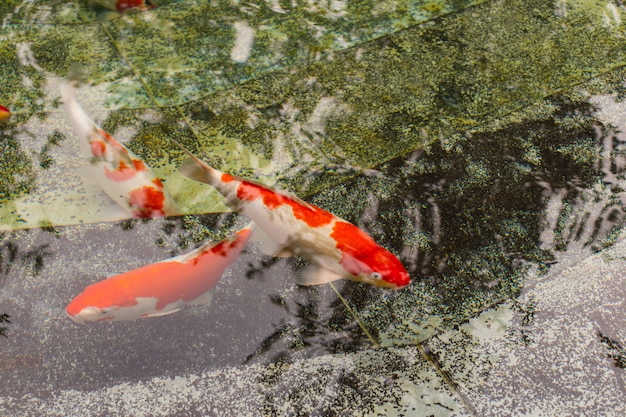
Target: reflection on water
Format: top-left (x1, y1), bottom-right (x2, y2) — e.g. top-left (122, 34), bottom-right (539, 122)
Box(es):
top-left (2, 0), bottom-right (626, 414)
top-left (1, 75), bottom-right (626, 401)
top-left (598, 331), bottom-right (626, 369)
top-left (244, 283), bottom-right (370, 364)
top-left (0, 313), bottom-right (9, 337)
top-left (345, 87), bottom-right (626, 344)
top-left (0, 230), bottom-right (54, 278)
top-left (0, 126), bottom-right (36, 203)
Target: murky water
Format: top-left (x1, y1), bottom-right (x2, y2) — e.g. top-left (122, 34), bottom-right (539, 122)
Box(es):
top-left (1, 1), bottom-right (626, 416)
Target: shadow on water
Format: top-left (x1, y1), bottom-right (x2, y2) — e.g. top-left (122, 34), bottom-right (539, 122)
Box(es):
top-left (395, 96), bottom-right (602, 309)
top-left (243, 91), bottom-right (626, 359)
top-left (0, 314), bottom-right (9, 338)
top-left (243, 282), bottom-right (369, 364)
top-left (0, 232), bottom-right (55, 278)
top-left (598, 331), bottom-right (626, 369)
top-left (0, 229), bottom-right (56, 340)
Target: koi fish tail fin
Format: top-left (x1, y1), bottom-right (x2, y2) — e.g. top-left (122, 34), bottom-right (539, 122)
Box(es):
top-left (67, 63), bottom-right (88, 85)
top-left (179, 157), bottom-right (218, 185)
top-left (171, 138), bottom-right (222, 185)
top-left (61, 64), bottom-right (88, 99)
top-left (59, 79), bottom-right (77, 104)
top-left (60, 69), bottom-right (97, 157)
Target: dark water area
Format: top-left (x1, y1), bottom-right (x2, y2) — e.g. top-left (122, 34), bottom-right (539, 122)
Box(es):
top-left (2, 0), bottom-right (626, 415)
top-left (2, 86), bottom-right (625, 402)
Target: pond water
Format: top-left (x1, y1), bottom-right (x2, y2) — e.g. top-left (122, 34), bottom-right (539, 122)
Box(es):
top-left (1, 0), bottom-right (626, 416)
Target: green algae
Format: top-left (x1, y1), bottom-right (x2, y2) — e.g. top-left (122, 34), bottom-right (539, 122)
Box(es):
top-left (103, 0), bottom-right (490, 106)
top-left (144, 0), bottom-right (626, 199)
top-left (341, 71), bottom-right (626, 346)
top-left (0, 128), bottom-right (36, 203)
top-left (1, 0), bottom-right (626, 233)
top-left (28, 24), bottom-right (131, 85)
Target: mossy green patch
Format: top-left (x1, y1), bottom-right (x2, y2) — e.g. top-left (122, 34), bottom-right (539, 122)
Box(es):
top-left (331, 67), bottom-right (626, 346)
top-left (101, 0), bottom-right (489, 106)
top-left (142, 0), bottom-right (626, 200)
top-left (0, 128), bottom-right (36, 202)
top-left (27, 24), bottom-right (127, 82)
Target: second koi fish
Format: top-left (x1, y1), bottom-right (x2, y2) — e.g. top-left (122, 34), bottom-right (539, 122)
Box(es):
top-left (174, 141), bottom-right (411, 290)
top-left (115, 0), bottom-right (156, 13)
top-left (66, 223), bottom-right (253, 323)
top-left (0, 105), bottom-right (10, 122)
top-left (61, 79), bottom-right (178, 218)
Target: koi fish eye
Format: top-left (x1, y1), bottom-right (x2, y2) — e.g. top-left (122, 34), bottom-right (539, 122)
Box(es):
top-left (371, 272), bottom-right (383, 280)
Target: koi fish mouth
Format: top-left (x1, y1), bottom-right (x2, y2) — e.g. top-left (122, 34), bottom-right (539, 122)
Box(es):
top-left (352, 273), bottom-right (410, 289)
top-left (65, 309), bottom-right (85, 324)
top-left (374, 280), bottom-right (408, 289)
top-left (66, 306), bottom-right (113, 323)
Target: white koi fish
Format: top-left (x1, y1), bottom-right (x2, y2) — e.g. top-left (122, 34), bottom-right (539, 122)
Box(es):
top-left (174, 141), bottom-right (411, 289)
top-left (66, 223), bottom-right (253, 322)
top-left (61, 79), bottom-right (179, 218)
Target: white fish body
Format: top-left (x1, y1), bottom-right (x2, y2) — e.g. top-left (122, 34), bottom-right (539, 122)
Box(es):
top-left (175, 141), bottom-right (411, 289)
top-left (61, 80), bottom-right (179, 218)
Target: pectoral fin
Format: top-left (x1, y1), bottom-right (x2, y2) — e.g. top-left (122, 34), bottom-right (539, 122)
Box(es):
top-left (74, 166), bottom-right (98, 182)
top-left (188, 292), bottom-right (213, 305)
top-left (295, 266), bottom-right (344, 286)
top-left (251, 227), bottom-right (292, 258)
top-left (141, 308), bottom-right (181, 318)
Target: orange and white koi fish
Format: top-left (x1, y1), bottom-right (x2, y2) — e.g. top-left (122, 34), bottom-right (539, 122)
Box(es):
top-left (61, 80), bottom-right (178, 218)
top-left (0, 105), bottom-right (10, 122)
top-left (175, 142), bottom-right (411, 289)
top-left (116, 0), bottom-right (156, 13)
top-left (66, 223), bottom-right (253, 323)
top-left (94, 0), bottom-right (156, 21)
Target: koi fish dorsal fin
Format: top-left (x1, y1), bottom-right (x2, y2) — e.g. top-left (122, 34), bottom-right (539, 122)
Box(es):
top-left (168, 242), bottom-right (211, 264)
top-left (295, 265), bottom-right (344, 286)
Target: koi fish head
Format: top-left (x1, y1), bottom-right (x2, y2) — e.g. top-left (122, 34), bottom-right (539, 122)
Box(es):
top-left (332, 221), bottom-right (411, 289)
top-left (351, 250), bottom-right (411, 289)
top-left (66, 305), bottom-right (116, 323)
top-left (65, 280), bottom-right (139, 323)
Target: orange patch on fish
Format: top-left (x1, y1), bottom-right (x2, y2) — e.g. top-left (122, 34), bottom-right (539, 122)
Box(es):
top-left (129, 186), bottom-right (165, 217)
top-left (0, 105), bottom-right (11, 122)
top-left (65, 225), bottom-right (253, 322)
top-left (332, 221), bottom-right (410, 287)
top-left (331, 222), bottom-right (379, 274)
top-left (116, 0), bottom-right (156, 12)
top-left (104, 160), bottom-right (137, 182)
top-left (236, 180), bottom-right (333, 228)
top-left (62, 79), bottom-right (180, 219)
top-left (90, 141), bottom-right (106, 157)
top-left (132, 159), bottom-right (147, 172)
